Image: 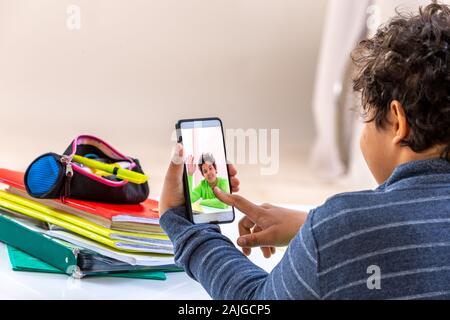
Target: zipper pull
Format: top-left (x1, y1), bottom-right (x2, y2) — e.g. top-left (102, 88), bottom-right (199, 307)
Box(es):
top-left (65, 161), bottom-right (73, 177)
top-left (61, 155), bottom-right (74, 176)
top-left (60, 156), bottom-right (74, 202)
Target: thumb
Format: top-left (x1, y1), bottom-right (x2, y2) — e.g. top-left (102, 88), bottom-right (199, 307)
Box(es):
top-left (237, 228), bottom-right (274, 248)
top-left (167, 144), bottom-right (184, 179)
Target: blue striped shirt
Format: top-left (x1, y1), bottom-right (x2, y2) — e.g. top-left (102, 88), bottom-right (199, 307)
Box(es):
top-left (160, 159), bottom-right (450, 300)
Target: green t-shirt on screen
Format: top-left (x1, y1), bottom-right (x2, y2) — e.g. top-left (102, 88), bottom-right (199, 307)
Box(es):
top-left (188, 175), bottom-right (230, 209)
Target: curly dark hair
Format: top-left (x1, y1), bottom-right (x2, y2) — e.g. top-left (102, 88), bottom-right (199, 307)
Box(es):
top-left (198, 153), bottom-right (217, 174)
top-left (352, 0), bottom-right (450, 160)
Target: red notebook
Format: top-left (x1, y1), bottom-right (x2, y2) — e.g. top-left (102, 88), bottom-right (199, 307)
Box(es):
top-left (0, 168), bottom-right (161, 232)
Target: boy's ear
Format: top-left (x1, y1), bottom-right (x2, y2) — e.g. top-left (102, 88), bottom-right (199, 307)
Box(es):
top-left (390, 100), bottom-right (410, 145)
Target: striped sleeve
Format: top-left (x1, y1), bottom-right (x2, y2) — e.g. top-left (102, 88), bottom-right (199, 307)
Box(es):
top-left (159, 206), bottom-right (321, 300)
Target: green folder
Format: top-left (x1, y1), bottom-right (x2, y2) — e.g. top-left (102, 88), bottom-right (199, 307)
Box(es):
top-left (6, 245), bottom-right (166, 280)
top-left (0, 211), bottom-right (171, 279)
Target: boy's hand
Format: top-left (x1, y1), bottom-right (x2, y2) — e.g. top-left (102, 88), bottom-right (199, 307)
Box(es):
top-left (213, 189), bottom-right (307, 258)
top-left (159, 144), bottom-right (240, 216)
top-left (159, 144), bottom-right (186, 216)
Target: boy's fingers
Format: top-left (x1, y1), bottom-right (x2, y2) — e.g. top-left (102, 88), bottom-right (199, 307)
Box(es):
top-left (238, 217), bottom-right (254, 256)
top-left (252, 226), bottom-right (273, 258)
top-left (230, 176), bottom-right (240, 191)
top-left (170, 144), bottom-right (184, 166)
top-left (231, 186), bottom-right (240, 193)
top-left (213, 188), bottom-right (260, 221)
top-left (261, 203), bottom-right (277, 210)
top-left (228, 164), bottom-right (239, 192)
top-left (166, 144), bottom-right (184, 180)
top-left (261, 247), bottom-right (272, 259)
top-left (228, 164), bottom-right (238, 177)
top-left (238, 216), bottom-right (255, 239)
top-left (160, 144), bottom-right (185, 214)
top-left (237, 228), bottom-right (274, 248)
top-left (263, 247), bottom-right (276, 258)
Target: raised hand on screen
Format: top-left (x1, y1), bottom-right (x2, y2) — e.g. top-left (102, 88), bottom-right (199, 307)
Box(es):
top-left (187, 155), bottom-right (196, 176)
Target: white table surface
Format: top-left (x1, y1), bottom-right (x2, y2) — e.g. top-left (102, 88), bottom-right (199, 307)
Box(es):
top-left (0, 205), bottom-right (313, 300)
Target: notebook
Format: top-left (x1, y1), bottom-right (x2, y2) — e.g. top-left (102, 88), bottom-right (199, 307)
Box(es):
top-left (0, 168), bottom-right (162, 234)
top-left (0, 192), bottom-right (173, 255)
top-left (0, 211), bottom-right (177, 278)
top-left (7, 245), bottom-right (167, 280)
top-left (0, 190), bottom-right (172, 245)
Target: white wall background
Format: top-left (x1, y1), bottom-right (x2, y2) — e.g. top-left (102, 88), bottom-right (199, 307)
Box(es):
top-left (0, 0), bottom-right (326, 159)
top-left (0, 0), bottom-right (327, 202)
top-left (4, 0), bottom-right (439, 204)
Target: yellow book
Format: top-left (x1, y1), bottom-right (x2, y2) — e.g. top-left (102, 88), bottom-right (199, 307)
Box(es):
top-left (191, 202), bottom-right (204, 214)
top-left (0, 191), bottom-right (172, 254)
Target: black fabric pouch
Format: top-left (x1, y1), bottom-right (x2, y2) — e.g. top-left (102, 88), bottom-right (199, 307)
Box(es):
top-left (24, 135), bottom-right (149, 204)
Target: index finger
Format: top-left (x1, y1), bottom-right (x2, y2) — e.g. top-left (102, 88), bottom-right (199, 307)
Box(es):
top-left (213, 188), bottom-right (261, 222)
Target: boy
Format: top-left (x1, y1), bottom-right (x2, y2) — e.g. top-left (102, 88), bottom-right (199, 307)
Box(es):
top-left (186, 153), bottom-right (230, 210)
top-left (159, 1), bottom-right (450, 299)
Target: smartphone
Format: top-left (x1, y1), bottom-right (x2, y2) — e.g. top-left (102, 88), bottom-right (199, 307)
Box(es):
top-left (176, 118), bottom-right (235, 225)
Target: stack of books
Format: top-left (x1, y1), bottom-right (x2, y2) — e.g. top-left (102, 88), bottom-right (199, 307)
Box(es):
top-left (0, 168), bottom-right (181, 279)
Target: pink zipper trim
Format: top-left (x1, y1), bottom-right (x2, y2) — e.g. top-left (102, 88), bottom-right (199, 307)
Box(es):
top-left (68, 135), bottom-right (138, 187)
top-left (72, 165), bottom-right (128, 187)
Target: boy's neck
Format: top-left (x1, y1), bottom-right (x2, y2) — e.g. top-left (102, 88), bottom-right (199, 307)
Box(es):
top-left (378, 145), bottom-right (445, 185)
top-left (396, 145), bottom-right (445, 168)
top-left (399, 146), bottom-right (445, 164)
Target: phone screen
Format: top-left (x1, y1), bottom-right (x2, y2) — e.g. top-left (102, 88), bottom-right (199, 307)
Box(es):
top-left (177, 118), bottom-right (235, 224)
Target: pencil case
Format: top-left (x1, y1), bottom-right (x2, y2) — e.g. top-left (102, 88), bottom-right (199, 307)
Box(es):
top-left (24, 135), bottom-right (150, 204)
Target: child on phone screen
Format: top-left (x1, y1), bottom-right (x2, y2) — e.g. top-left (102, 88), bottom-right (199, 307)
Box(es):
top-left (187, 153), bottom-right (230, 210)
